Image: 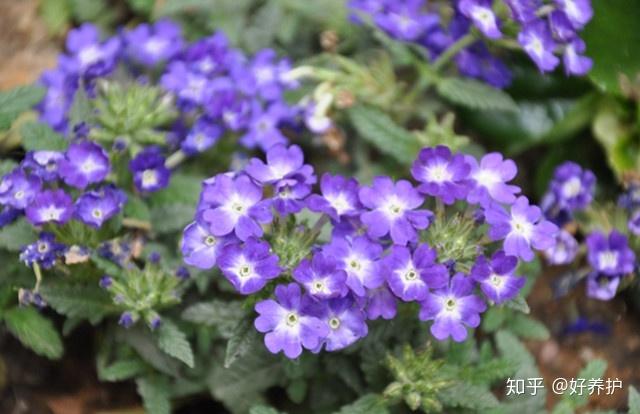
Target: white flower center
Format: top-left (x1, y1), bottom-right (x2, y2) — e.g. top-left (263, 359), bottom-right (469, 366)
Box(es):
top-left (444, 297), bottom-right (458, 312)
top-left (329, 317), bottom-right (341, 330)
top-left (326, 193), bottom-right (351, 216)
top-left (255, 66), bottom-right (275, 84)
top-left (203, 235), bottom-right (217, 247)
top-left (598, 250), bottom-right (618, 271)
top-left (81, 158), bottom-right (101, 174)
top-left (37, 242), bottom-right (49, 253)
top-left (41, 206), bottom-right (64, 222)
top-left (427, 163), bottom-right (452, 183)
top-left (311, 280), bottom-right (326, 295)
top-left (142, 169), bottom-right (158, 188)
top-left (14, 190), bottom-right (25, 200)
top-left (92, 208), bottom-right (103, 219)
top-left (403, 267), bottom-right (419, 282)
top-left (78, 45), bottom-right (103, 68)
top-left (144, 38), bottom-right (168, 56)
top-left (382, 196), bottom-right (406, 219)
top-left (561, 177), bottom-right (582, 199)
top-left (285, 312), bottom-right (299, 327)
top-left (511, 215), bottom-right (532, 239)
top-left (489, 273), bottom-right (505, 289)
top-left (474, 168), bottom-right (500, 188)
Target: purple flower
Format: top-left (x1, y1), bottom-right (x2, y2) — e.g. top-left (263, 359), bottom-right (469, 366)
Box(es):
top-left (271, 179), bottom-right (312, 215)
top-left (586, 273), bottom-right (620, 301)
top-left (518, 20), bottom-right (560, 72)
top-left (0, 170), bottom-right (41, 210)
top-left (59, 141), bottom-right (110, 189)
top-left (25, 189), bottom-right (74, 226)
top-left (374, 1), bottom-right (439, 42)
top-left (245, 144), bottom-right (315, 186)
top-left (563, 38), bottom-right (593, 75)
top-left (307, 174), bottom-right (361, 221)
top-left (485, 196), bottom-right (559, 261)
top-left (362, 285), bottom-right (398, 320)
top-left (411, 146), bottom-right (471, 205)
top-left (544, 229), bottom-right (579, 265)
top-left (549, 10), bottom-right (576, 42)
top-left (293, 253), bottom-right (348, 299)
top-left (254, 283), bottom-right (329, 359)
top-left (19, 232), bottom-right (66, 269)
top-left (161, 62), bottom-right (212, 109)
top-left (555, 0), bottom-right (593, 28)
top-left (470, 251), bottom-right (525, 304)
top-left (466, 153), bottom-right (520, 206)
top-left (383, 244), bottom-right (448, 302)
top-left (200, 174), bottom-right (272, 241)
top-left (549, 161), bottom-right (595, 211)
top-left (419, 273), bottom-right (486, 342)
top-left (218, 238), bottom-right (282, 294)
top-left (61, 23), bottom-right (120, 78)
top-left (181, 32), bottom-right (233, 76)
top-left (129, 147), bottom-right (171, 193)
top-left (504, 0), bottom-right (539, 23)
top-left (314, 296), bottom-right (368, 351)
top-left (458, 0), bottom-right (502, 39)
top-left (323, 235), bottom-right (384, 297)
top-left (359, 176), bottom-right (432, 245)
top-left (123, 19), bottom-right (183, 66)
top-left (586, 231), bottom-right (635, 276)
top-left (0, 206), bottom-right (20, 229)
top-left (455, 43), bottom-right (513, 88)
top-left (181, 220), bottom-right (234, 269)
top-left (22, 151), bottom-right (64, 182)
top-left (74, 186), bottom-right (126, 228)
top-left (181, 117), bottom-right (222, 155)
top-left (236, 49), bottom-right (294, 101)
top-left (36, 69), bottom-right (76, 132)
top-left (629, 211), bottom-right (640, 236)
top-left (240, 103), bottom-right (292, 151)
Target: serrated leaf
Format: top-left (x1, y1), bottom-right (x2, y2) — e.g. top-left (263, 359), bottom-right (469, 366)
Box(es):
top-left (98, 357), bottom-right (148, 382)
top-left (629, 386), bottom-right (640, 414)
top-left (4, 307), bottom-right (63, 359)
top-left (348, 105), bottom-right (420, 164)
top-left (0, 219), bottom-right (35, 251)
top-left (224, 316), bottom-right (261, 368)
top-left (439, 383), bottom-right (499, 410)
top-left (39, 282), bottom-right (117, 324)
top-left (136, 376), bottom-right (171, 414)
top-left (117, 326), bottom-right (181, 377)
top-left (0, 85), bottom-right (46, 129)
top-left (507, 314), bottom-right (550, 340)
top-left (333, 394), bottom-right (389, 414)
top-left (150, 203), bottom-right (195, 234)
top-left (559, 359), bottom-right (607, 410)
top-left (182, 300), bottom-right (245, 338)
top-left (91, 254), bottom-right (121, 275)
top-left (20, 121), bottom-right (68, 151)
top-left (156, 320), bottom-right (194, 368)
top-left (437, 78), bottom-right (518, 112)
top-left (68, 85), bottom-right (94, 129)
top-left (495, 330), bottom-right (535, 369)
top-left (503, 296), bottom-right (530, 314)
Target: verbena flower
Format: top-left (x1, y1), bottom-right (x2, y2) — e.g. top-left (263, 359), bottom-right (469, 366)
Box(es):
top-left (19, 232), bottom-right (66, 269)
top-left (22, 151), bottom-right (64, 182)
top-left (544, 229), bottom-right (579, 265)
top-left (628, 211), bottom-right (640, 236)
top-left (470, 250), bottom-right (525, 303)
top-left (181, 116), bottom-right (222, 155)
top-left (218, 238), bottom-right (282, 294)
top-left (359, 176), bottom-right (432, 245)
top-left (563, 38), bottom-right (593, 76)
top-left (181, 220), bottom-right (235, 269)
top-left (419, 273), bottom-right (486, 342)
top-left (59, 141), bottom-right (110, 189)
top-left (246, 144), bottom-right (315, 185)
top-left (293, 252), bottom-right (348, 299)
top-left (314, 296), bottom-right (368, 351)
top-left (362, 285), bottom-right (397, 320)
top-left (0, 170), bottom-right (41, 210)
top-left (61, 23), bottom-right (121, 78)
top-left (586, 231), bottom-right (635, 276)
top-left (518, 20), bottom-right (560, 72)
top-left (74, 186), bottom-right (126, 228)
top-left (555, 0), bottom-right (593, 28)
top-left (458, 0), bottom-right (503, 39)
top-left (485, 196), bottom-right (558, 261)
top-left (411, 146), bottom-right (470, 205)
top-left (129, 147), bottom-right (171, 193)
top-left (254, 283), bottom-right (329, 359)
top-left (123, 19), bottom-right (183, 67)
top-left (25, 189), bottom-right (74, 226)
top-left (465, 152), bottom-right (520, 206)
top-left (586, 272), bottom-right (620, 301)
top-left (240, 104), bottom-right (294, 151)
top-left (549, 161), bottom-right (595, 212)
top-left (383, 244), bottom-right (448, 302)
top-left (36, 69), bottom-right (75, 132)
top-left (307, 174), bottom-right (362, 221)
top-left (374, 0), bottom-right (439, 42)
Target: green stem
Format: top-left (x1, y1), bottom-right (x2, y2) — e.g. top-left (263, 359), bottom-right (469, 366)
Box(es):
top-left (33, 263), bottom-right (43, 292)
top-left (165, 150), bottom-right (187, 169)
top-left (306, 214), bottom-right (330, 245)
top-left (432, 33), bottom-right (476, 72)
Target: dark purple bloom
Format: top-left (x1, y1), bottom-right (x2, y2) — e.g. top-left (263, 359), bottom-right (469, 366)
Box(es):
top-left (586, 273), bottom-right (620, 301)
top-left (119, 311), bottom-right (135, 328)
top-left (200, 174), bottom-right (272, 241)
top-left (470, 251), bottom-right (525, 304)
top-left (271, 179), bottom-right (312, 215)
top-left (586, 231), bottom-right (635, 276)
top-left (555, 0), bottom-right (593, 28)
top-left (359, 176), bottom-right (432, 245)
top-left (411, 146), bottom-right (471, 205)
top-left (374, 1), bottom-right (439, 42)
top-left (218, 238), bottom-right (281, 294)
top-left (549, 10), bottom-right (576, 42)
top-left (61, 23), bottom-right (120, 78)
top-left (629, 211), bottom-right (640, 236)
top-left (129, 147), bottom-right (171, 193)
top-left (362, 285), bottom-right (397, 320)
top-left (161, 62), bottom-right (212, 109)
top-left (383, 244), bottom-right (448, 302)
top-left (245, 144), bottom-right (315, 186)
top-left (99, 275), bottom-right (113, 288)
top-left (59, 141), bottom-right (110, 189)
top-left (458, 0), bottom-right (502, 39)
top-left (236, 49), bottom-right (294, 101)
top-left (0, 170), bottom-right (41, 209)
top-left (518, 20), bottom-right (560, 72)
top-left (19, 232), bottom-right (66, 269)
top-left (123, 19), bottom-right (183, 66)
top-left (25, 189), bottom-right (74, 226)
top-left (181, 117), bottom-right (222, 155)
top-left (74, 186), bottom-right (126, 228)
top-left (22, 151), bottom-right (64, 182)
top-left (563, 38), bottom-right (593, 75)
top-left (504, 0), bottom-right (539, 23)
top-left (544, 229), bottom-right (578, 265)
top-left (181, 220), bottom-right (234, 269)
top-left (293, 253), bottom-right (348, 299)
top-left (240, 103), bottom-right (292, 151)
top-left (419, 273), bottom-right (486, 342)
top-left (455, 43), bottom-right (513, 88)
top-left (314, 296), bottom-right (368, 352)
top-left (36, 68), bottom-right (76, 132)
top-left (181, 32), bottom-right (233, 76)
top-left (549, 161), bottom-right (595, 212)
top-left (466, 153), bottom-right (520, 206)
top-left (485, 196), bottom-right (558, 261)
top-left (307, 174), bottom-right (361, 221)
top-left (0, 206), bottom-right (20, 229)
top-left (254, 283), bottom-right (329, 359)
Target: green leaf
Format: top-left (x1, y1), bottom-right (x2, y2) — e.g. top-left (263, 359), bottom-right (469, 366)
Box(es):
top-left (40, 0), bottom-right (72, 34)
top-left (124, 195), bottom-right (151, 222)
top-left (0, 219), bottom-right (35, 251)
top-left (582, 0), bottom-right (640, 94)
top-left (20, 121), bottom-right (68, 151)
top-left (0, 85), bottom-right (46, 130)
top-left (181, 300), bottom-right (245, 338)
top-left (506, 314), bottom-right (550, 340)
top-left (495, 330), bottom-right (535, 369)
top-left (68, 85), bottom-right (94, 129)
top-left (250, 406), bottom-right (285, 414)
top-left (436, 78), bottom-right (518, 112)
top-left (98, 357), bottom-right (148, 382)
top-left (333, 394), bottom-right (389, 414)
top-left (224, 316), bottom-right (261, 368)
top-left (4, 307), bottom-right (63, 359)
top-left (559, 359), bottom-right (607, 410)
top-left (150, 203), bottom-right (195, 234)
top-left (117, 326), bottom-right (181, 377)
top-left (629, 386), bottom-right (640, 414)
top-left (503, 296), bottom-right (530, 314)
top-left (481, 308), bottom-right (507, 332)
top-left (136, 376), bottom-right (171, 414)
top-left (439, 383), bottom-right (499, 410)
top-left (148, 173), bottom-right (201, 233)
top-left (156, 320), bottom-right (195, 368)
top-left (348, 105), bottom-right (420, 164)
top-left (39, 282), bottom-right (117, 324)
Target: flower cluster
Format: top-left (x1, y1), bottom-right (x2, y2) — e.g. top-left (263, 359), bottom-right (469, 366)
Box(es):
top-left (182, 144), bottom-right (557, 358)
top-left (348, 0), bottom-right (593, 87)
top-left (541, 161), bottom-right (638, 300)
